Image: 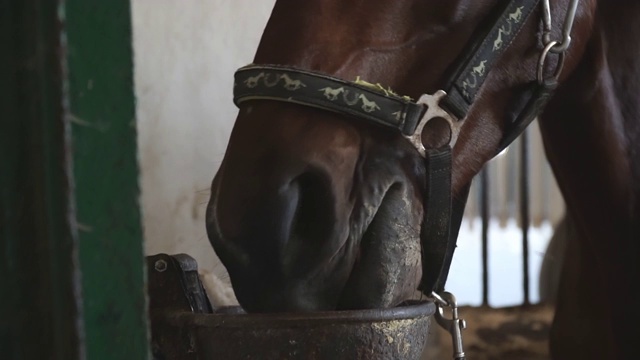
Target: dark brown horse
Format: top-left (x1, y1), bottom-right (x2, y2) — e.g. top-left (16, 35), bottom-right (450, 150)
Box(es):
top-left (206, 1), bottom-right (640, 358)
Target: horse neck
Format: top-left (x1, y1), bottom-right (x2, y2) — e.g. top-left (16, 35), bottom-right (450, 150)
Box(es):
top-left (538, 0), bottom-right (640, 294)
top-left (541, 1), bottom-right (640, 244)
top-left (538, 5), bottom-right (640, 355)
top-left (598, 3), bottom-right (640, 207)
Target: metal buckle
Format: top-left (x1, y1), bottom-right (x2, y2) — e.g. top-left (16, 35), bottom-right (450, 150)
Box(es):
top-left (430, 291), bottom-right (467, 360)
top-left (537, 40), bottom-right (565, 84)
top-left (542, 0), bottom-right (580, 54)
top-left (404, 90), bottom-right (462, 157)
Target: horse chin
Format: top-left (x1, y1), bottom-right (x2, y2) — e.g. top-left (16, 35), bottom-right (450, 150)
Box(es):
top-left (337, 181), bottom-right (423, 310)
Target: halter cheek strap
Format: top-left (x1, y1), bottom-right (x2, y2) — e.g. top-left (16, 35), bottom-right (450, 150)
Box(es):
top-left (418, 149), bottom-right (471, 294)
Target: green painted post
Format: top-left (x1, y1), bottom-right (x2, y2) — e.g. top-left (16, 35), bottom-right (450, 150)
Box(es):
top-left (1, 0), bottom-right (150, 358)
top-left (64, 0), bottom-right (150, 358)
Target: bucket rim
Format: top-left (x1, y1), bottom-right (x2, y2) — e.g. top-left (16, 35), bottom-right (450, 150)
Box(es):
top-left (170, 300), bottom-right (435, 328)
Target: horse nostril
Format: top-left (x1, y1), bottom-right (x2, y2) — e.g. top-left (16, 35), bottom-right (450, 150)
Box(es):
top-left (292, 172), bottom-right (329, 239)
top-left (282, 170), bottom-right (335, 275)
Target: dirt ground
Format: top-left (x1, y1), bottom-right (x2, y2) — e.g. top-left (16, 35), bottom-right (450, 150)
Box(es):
top-left (422, 304), bottom-right (555, 360)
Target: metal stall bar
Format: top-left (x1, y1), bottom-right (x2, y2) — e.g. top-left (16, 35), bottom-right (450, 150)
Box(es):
top-left (520, 131), bottom-right (531, 305)
top-left (1, 2), bottom-right (81, 357)
top-left (480, 166), bottom-right (490, 306)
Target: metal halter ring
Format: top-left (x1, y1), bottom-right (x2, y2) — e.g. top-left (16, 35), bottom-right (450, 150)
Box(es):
top-left (405, 90), bottom-right (462, 157)
top-left (537, 40), bottom-right (566, 84)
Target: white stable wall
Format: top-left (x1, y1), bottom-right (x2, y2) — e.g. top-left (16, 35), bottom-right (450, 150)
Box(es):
top-left (132, 0), bottom-right (277, 305)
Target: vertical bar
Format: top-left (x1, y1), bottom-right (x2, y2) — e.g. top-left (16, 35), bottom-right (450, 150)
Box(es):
top-left (64, 0), bottom-right (150, 358)
top-left (0, 1), bottom-right (82, 358)
top-left (480, 166), bottom-right (490, 306)
top-left (520, 132), bottom-right (531, 305)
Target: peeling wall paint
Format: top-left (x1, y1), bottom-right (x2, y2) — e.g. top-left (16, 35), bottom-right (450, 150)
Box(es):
top-left (132, 0), bottom-right (277, 304)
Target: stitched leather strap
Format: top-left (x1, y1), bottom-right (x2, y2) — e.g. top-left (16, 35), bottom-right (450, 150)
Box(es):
top-left (234, 65), bottom-right (425, 136)
top-left (418, 147), bottom-right (471, 294)
top-left (497, 79), bottom-right (557, 154)
top-left (418, 147), bottom-right (453, 294)
top-left (443, 0), bottom-right (541, 119)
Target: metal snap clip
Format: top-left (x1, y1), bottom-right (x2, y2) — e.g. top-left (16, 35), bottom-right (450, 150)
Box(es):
top-left (430, 291), bottom-right (467, 360)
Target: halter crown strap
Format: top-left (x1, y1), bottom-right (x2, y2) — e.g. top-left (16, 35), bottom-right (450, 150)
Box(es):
top-left (442, 0), bottom-right (541, 119)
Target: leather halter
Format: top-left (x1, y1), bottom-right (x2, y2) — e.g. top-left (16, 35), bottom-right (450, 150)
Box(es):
top-left (232, 0), bottom-right (569, 299)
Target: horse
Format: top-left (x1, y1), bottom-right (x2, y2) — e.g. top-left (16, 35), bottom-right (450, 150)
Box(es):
top-left (206, 1), bottom-right (640, 358)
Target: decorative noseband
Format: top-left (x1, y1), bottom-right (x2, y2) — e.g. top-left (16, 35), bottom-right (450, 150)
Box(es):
top-left (234, 65), bottom-right (425, 137)
top-left (233, 0), bottom-right (551, 157)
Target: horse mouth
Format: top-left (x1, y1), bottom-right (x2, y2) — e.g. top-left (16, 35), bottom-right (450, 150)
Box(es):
top-left (206, 153), bottom-right (424, 312)
top-left (336, 181), bottom-right (423, 309)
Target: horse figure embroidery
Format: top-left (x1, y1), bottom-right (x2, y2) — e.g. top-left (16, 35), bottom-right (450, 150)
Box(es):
top-left (462, 78), bottom-right (475, 90)
top-left (509, 6), bottom-right (524, 23)
top-left (493, 7), bottom-right (520, 52)
top-left (319, 87), bottom-right (345, 101)
top-left (473, 60), bottom-right (487, 77)
top-left (460, 60), bottom-right (487, 97)
top-left (244, 73), bottom-right (265, 88)
top-left (281, 74), bottom-right (306, 91)
top-left (359, 94), bottom-right (380, 113)
top-left (493, 28), bottom-right (506, 51)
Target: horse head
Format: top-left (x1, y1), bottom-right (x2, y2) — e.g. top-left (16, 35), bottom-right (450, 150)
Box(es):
top-left (207, 0), bottom-right (594, 315)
